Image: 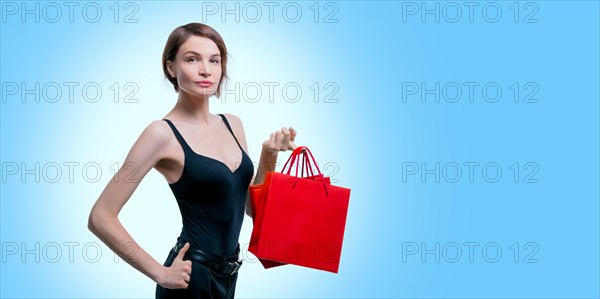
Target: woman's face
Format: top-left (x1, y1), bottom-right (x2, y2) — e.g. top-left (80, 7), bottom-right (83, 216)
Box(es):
top-left (166, 35), bottom-right (222, 98)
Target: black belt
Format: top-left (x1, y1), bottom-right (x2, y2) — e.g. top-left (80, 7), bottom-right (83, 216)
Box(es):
top-left (172, 241), bottom-right (243, 275)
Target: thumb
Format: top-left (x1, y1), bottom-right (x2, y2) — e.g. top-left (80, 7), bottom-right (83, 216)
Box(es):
top-left (290, 141), bottom-right (306, 153)
top-left (289, 141), bottom-right (299, 151)
top-left (175, 243), bottom-right (190, 261)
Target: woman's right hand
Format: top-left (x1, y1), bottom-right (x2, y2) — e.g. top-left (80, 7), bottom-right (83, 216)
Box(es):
top-left (158, 243), bottom-right (192, 289)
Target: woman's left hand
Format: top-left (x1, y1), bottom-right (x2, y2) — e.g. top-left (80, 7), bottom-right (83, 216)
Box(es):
top-left (262, 126), bottom-right (298, 155)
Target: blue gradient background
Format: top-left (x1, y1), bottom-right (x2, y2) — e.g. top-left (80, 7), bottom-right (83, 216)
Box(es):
top-left (1, 1), bottom-right (599, 298)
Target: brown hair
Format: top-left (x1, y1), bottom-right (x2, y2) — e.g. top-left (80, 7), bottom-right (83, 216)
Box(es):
top-left (162, 23), bottom-right (229, 98)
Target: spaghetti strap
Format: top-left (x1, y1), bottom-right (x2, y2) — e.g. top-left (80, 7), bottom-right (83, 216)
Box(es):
top-left (162, 119), bottom-right (192, 155)
top-left (218, 114), bottom-right (243, 150)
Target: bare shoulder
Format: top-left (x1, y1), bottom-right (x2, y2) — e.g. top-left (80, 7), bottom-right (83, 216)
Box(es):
top-left (125, 119), bottom-right (176, 164)
top-left (222, 113), bottom-right (245, 131)
top-left (141, 119), bottom-right (174, 147)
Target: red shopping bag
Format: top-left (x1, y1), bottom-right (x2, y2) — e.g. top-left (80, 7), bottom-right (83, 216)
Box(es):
top-left (249, 184), bottom-right (286, 269)
top-left (249, 146), bottom-right (350, 273)
top-left (249, 147), bottom-right (330, 269)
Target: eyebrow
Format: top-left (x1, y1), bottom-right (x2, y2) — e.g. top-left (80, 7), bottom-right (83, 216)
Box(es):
top-left (183, 51), bottom-right (220, 57)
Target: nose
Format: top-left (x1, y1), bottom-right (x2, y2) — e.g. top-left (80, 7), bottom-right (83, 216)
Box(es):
top-left (199, 60), bottom-right (211, 77)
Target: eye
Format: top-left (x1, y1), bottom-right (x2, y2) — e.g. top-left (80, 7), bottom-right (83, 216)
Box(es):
top-left (187, 57), bottom-right (198, 63)
top-left (210, 59), bottom-right (220, 64)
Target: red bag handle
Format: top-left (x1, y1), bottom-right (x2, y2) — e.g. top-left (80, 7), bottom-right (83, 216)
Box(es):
top-left (299, 149), bottom-right (318, 178)
top-left (296, 150), bottom-right (312, 178)
top-left (301, 151), bottom-right (315, 178)
top-left (292, 146), bottom-right (330, 196)
top-left (280, 146), bottom-right (329, 195)
top-left (281, 146), bottom-right (306, 175)
top-left (284, 146), bottom-right (312, 177)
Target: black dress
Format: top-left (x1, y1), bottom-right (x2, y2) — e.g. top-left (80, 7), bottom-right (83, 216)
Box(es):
top-left (156, 114), bottom-right (254, 299)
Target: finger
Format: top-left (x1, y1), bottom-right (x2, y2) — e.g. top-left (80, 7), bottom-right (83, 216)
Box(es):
top-left (274, 130), bottom-right (284, 149)
top-left (183, 261), bottom-right (192, 274)
top-left (175, 243), bottom-right (189, 260)
top-left (281, 127), bottom-right (291, 149)
top-left (289, 127), bottom-right (297, 142)
top-left (288, 126), bottom-right (297, 150)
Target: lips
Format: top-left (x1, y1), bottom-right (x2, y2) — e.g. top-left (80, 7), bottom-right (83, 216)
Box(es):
top-left (196, 80), bottom-right (213, 87)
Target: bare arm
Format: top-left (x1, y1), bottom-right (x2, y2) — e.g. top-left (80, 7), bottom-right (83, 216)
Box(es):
top-left (243, 149), bottom-right (279, 218)
top-left (87, 120), bottom-right (191, 289)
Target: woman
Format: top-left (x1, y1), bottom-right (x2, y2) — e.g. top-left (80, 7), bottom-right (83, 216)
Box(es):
top-left (88, 22), bottom-right (298, 298)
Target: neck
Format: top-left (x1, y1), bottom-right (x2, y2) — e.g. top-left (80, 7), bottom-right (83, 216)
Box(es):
top-left (171, 91), bottom-right (214, 126)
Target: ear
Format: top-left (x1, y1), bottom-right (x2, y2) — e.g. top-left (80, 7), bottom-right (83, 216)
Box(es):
top-left (166, 60), bottom-right (176, 78)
